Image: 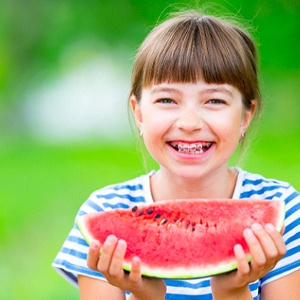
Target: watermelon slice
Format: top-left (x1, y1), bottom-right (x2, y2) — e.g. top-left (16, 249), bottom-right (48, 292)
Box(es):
top-left (76, 199), bottom-right (285, 279)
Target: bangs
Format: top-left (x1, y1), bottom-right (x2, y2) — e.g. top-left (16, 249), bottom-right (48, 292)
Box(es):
top-left (132, 14), bottom-right (258, 104)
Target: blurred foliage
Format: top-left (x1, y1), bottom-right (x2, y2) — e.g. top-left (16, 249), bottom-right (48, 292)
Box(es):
top-left (0, 141), bottom-right (144, 299)
top-left (1, 0), bottom-right (299, 104)
top-left (0, 0), bottom-right (299, 299)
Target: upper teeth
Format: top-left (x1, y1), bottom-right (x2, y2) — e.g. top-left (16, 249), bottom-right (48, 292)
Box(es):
top-left (171, 142), bottom-right (212, 154)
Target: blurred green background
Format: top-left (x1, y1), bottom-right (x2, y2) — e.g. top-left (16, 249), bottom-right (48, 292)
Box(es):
top-left (1, 0), bottom-right (299, 299)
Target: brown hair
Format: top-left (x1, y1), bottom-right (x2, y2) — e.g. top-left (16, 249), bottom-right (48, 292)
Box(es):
top-left (130, 11), bottom-right (261, 115)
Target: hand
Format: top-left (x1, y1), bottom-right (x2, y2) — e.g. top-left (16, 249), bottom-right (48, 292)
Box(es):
top-left (87, 235), bottom-right (166, 300)
top-left (211, 223), bottom-right (286, 299)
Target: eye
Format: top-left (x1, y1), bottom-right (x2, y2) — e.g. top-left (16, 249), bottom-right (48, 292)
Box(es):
top-left (207, 99), bottom-right (226, 105)
top-left (156, 98), bottom-right (175, 104)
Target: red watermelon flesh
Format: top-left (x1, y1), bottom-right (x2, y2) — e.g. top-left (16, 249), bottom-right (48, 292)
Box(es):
top-left (76, 199), bottom-right (285, 279)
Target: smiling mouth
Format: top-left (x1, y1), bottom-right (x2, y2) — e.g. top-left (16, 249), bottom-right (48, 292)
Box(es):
top-left (169, 141), bottom-right (213, 154)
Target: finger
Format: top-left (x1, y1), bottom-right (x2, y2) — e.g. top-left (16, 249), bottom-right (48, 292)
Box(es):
top-left (234, 244), bottom-right (250, 276)
top-left (243, 227), bottom-right (266, 268)
top-left (87, 240), bottom-right (101, 270)
top-left (129, 256), bottom-right (142, 284)
top-left (108, 239), bottom-right (127, 277)
top-left (265, 223), bottom-right (287, 257)
top-left (251, 223), bottom-right (279, 259)
top-left (97, 235), bottom-right (118, 273)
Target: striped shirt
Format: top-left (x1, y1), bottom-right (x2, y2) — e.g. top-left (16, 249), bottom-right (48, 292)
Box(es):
top-left (52, 168), bottom-right (300, 299)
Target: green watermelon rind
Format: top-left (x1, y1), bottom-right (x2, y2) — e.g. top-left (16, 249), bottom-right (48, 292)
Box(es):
top-left (75, 200), bottom-right (286, 279)
top-left (275, 200), bottom-right (286, 232)
top-left (76, 215), bottom-right (94, 246)
top-left (122, 256), bottom-right (253, 279)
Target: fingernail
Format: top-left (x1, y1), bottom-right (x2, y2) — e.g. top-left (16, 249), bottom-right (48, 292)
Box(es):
top-left (251, 223), bottom-right (263, 231)
top-left (265, 223), bottom-right (275, 232)
top-left (234, 244), bottom-right (243, 252)
top-left (132, 256), bottom-right (140, 267)
top-left (91, 240), bottom-right (99, 249)
top-left (106, 235), bottom-right (115, 243)
top-left (117, 239), bottom-right (126, 249)
top-left (243, 228), bottom-right (253, 237)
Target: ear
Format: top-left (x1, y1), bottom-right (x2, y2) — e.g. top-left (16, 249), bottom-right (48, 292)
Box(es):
top-left (240, 100), bottom-right (257, 134)
top-left (130, 94), bottom-right (143, 131)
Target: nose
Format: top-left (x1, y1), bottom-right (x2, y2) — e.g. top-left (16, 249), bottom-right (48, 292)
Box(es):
top-left (176, 108), bottom-right (204, 132)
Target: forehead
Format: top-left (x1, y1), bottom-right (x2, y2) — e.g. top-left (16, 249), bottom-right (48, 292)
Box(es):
top-left (142, 81), bottom-right (242, 99)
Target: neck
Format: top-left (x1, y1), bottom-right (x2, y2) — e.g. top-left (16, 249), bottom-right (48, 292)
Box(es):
top-left (150, 167), bottom-right (238, 201)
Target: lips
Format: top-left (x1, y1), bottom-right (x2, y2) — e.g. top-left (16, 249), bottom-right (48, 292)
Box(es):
top-left (169, 141), bottom-right (213, 154)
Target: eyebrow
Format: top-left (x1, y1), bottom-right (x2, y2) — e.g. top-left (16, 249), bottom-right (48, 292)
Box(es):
top-left (149, 86), bottom-right (182, 95)
top-left (149, 86), bottom-right (234, 97)
top-left (202, 87), bottom-right (233, 97)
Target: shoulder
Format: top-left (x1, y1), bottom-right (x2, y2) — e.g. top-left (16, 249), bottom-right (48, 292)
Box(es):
top-left (77, 171), bottom-right (154, 216)
top-left (237, 168), bottom-right (299, 203)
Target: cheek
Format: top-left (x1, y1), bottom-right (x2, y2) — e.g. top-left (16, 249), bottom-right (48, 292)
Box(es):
top-left (141, 114), bottom-right (175, 157)
top-left (143, 111), bottom-right (174, 133)
top-left (208, 113), bottom-right (242, 141)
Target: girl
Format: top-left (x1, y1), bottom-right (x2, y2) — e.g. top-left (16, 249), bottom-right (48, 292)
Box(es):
top-left (53, 10), bottom-right (300, 300)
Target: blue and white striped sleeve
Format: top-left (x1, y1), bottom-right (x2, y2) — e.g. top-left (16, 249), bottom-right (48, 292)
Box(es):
top-left (52, 175), bottom-right (149, 287)
top-left (261, 185), bottom-right (300, 286)
top-left (52, 192), bottom-right (108, 286)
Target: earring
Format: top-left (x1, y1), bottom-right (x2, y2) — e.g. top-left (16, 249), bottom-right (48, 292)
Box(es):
top-left (139, 130), bottom-right (143, 137)
top-left (239, 132), bottom-right (245, 142)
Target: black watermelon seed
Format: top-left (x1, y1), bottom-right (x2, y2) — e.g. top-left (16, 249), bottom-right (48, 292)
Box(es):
top-left (132, 206), bottom-right (138, 212)
top-left (154, 213), bottom-right (162, 219)
top-left (147, 208), bottom-right (154, 214)
top-left (138, 211), bottom-right (144, 216)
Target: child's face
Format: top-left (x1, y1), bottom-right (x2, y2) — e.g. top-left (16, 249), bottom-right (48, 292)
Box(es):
top-left (131, 80), bottom-right (255, 180)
